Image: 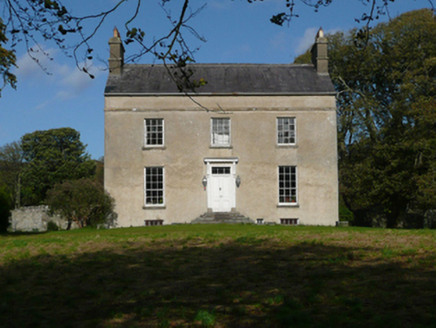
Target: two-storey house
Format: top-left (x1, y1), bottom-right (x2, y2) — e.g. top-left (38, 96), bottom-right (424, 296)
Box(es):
top-left (104, 28), bottom-right (338, 226)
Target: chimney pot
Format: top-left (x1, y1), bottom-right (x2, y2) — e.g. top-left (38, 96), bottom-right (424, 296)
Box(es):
top-left (311, 27), bottom-right (329, 75)
top-left (316, 27), bottom-right (324, 39)
top-left (113, 26), bottom-right (120, 38)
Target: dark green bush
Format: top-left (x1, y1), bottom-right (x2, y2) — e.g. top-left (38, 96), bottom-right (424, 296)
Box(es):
top-left (339, 196), bottom-right (354, 223)
top-left (47, 221), bottom-right (59, 231)
top-left (0, 186), bottom-right (12, 232)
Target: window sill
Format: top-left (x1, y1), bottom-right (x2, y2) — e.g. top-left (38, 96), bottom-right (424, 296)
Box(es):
top-left (276, 144), bottom-right (298, 149)
top-left (210, 145), bottom-right (233, 149)
top-left (142, 146), bottom-right (166, 151)
top-left (277, 203), bottom-right (299, 208)
top-left (142, 206), bottom-right (166, 210)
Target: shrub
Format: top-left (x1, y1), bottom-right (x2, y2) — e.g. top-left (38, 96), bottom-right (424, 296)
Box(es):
top-left (0, 186), bottom-right (12, 232)
top-left (339, 196), bottom-right (354, 223)
top-left (46, 178), bottom-right (115, 229)
top-left (47, 221), bottom-right (59, 231)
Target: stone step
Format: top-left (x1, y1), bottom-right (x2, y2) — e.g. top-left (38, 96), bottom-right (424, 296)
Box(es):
top-left (192, 211), bottom-right (254, 224)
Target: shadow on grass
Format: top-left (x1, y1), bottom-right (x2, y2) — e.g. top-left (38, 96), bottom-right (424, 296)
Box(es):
top-left (1, 241), bottom-right (435, 327)
top-left (0, 231), bottom-right (49, 238)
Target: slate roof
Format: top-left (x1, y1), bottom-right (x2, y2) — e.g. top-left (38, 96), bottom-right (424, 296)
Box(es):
top-left (104, 63), bottom-right (335, 96)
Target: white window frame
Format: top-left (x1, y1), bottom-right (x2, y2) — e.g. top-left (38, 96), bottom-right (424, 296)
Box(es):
top-left (278, 166), bottom-right (298, 206)
top-left (277, 117), bottom-right (296, 145)
top-left (211, 118), bottom-right (231, 147)
top-left (144, 167), bottom-right (165, 207)
top-left (144, 119), bottom-right (164, 147)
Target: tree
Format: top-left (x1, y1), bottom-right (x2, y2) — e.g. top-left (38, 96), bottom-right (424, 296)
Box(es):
top-left (1, 1), bottom-right (433, 94)
top-left (0, 17), bottom-right (16, 96)
top-left (93, 157), bottom-right (104, 186)
top-left (0, 184), bottom-right (12, 232)
top-left (20, 127), bottom-right (95, 205)
top-left (46, 178), bottom-right (115, 229)
top-left (0, 141), bottom-right (24, 208)
top-left (296, 9), bottom-right (436, 227)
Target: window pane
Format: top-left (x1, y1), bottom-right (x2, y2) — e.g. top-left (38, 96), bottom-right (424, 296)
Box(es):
top-left (212, 167), bottom-right (231, 174)
top-left (277, 117), bottom-right (295, 144)
top-left (278, 166), bottom-right (297, 203)
top-left (145, 119), bottom-right (164, 146)
top-left (145, 167), bottom-right (164, 205)
top-left (211, 118), bottom-right (230, 146)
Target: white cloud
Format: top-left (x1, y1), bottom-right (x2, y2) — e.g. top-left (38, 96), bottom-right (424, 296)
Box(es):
top-left (324, 28), bottom-right (343, 37)
top-left (295, 27), bottom-right (345, 56)
top-left (59, 63), bottom-right (104, 95)
top-left (15, 45), bottom-right (105, 109)
top-left (34, 99), bottom-right (52, 111)
top-left (15, 47), bottom-right (60, 80)
top-left (32, 65), bottom-right (104, 110)
top-left (56, 90), bottom-right (74, 101)
top-left (34, 89), bottom-right (78, 110)
top-left (295, 27), bottom-right (318, 56)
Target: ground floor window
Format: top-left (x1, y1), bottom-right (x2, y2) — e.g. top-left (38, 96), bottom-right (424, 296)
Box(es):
top-left (278, 166), bottom-right (297, 204)
top-left (144, 220), bottom-right (163, 226)
top-left (144, 167), bottom-right (164, 206)
top-left (281, 218), bottom-right (299, 225)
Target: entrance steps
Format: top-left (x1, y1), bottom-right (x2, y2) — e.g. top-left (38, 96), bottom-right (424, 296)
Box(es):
top-left (192, 211), bottom-right (254, 224)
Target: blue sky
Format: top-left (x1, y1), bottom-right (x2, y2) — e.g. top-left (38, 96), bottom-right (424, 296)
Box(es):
top-left (0, 0), bottom-right (432, 159)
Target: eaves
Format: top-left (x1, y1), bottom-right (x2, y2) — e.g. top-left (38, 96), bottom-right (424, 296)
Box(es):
top-left (104, 91), bottom-right (337, 97)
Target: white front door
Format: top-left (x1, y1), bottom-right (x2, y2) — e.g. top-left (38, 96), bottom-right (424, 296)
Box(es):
top-left (208, 166), bottom-right (235, 212)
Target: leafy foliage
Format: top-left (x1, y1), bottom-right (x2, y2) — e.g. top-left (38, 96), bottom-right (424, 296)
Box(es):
top-left (0, 18), bottom-right (16, 97)
top-left (46, 220), bottom-right (59, 232)
top-left (296, 9), bottom-right (436, 227)
top-left (20, 128), bottom-right (95, 205)
top-left (293, 50), bottom-right (311, 64)
top-left (0, 141), bottom-right (24, 208)
top-left (335, 9), bottom-right (436, 227)
top-left (46, 178), bottom-right (115, 228)
top-left (0, 184), bottom-right (12, 232)
top-left (339, 196), bottom-right (354, 222)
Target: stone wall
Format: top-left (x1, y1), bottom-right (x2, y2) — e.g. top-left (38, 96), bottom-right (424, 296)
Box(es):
top-left (10, 206), bottom-right (78, 232)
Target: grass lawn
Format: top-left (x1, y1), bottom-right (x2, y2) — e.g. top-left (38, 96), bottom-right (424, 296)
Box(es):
top-left (1, 225), bottom-right (436, 327)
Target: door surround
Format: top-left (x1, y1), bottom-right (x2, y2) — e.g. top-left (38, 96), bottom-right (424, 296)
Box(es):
top-left (204, 158), bottom-right (238, 212)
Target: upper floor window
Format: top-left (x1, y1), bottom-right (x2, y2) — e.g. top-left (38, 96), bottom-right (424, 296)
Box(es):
top-left (278, 166), bottom-right (297, 205)
top-left (211, 118), bottom-right (230, 147)
top-left (144, 119), bottom-right (164, 146)
top-left (277, 117), bottom-right (296, 145)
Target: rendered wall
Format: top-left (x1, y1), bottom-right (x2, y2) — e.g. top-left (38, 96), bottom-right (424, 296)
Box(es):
top-left (104, 95), bottom-right (338, 226)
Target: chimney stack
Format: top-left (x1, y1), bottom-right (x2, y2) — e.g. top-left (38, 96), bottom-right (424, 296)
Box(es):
top-left (311, 27), bottom-right (329, 75)
top-left (108, 27), bottom-right (124, 75)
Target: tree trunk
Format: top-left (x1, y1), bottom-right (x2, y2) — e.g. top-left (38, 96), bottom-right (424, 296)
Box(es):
top-left (386, 209), bottom-right (400, 228)
top-left (15, 174), bottom-right (21, 209)
top-left (73, 218), bottom-right (83, 229)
